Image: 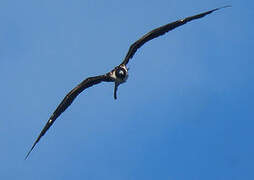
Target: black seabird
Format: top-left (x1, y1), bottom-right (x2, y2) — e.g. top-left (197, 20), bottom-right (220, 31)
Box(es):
top-left (25, 6), bottom-right (230, 159)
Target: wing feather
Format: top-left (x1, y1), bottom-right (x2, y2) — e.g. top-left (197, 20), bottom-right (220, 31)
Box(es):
top-left (121, 6), bottom-right (230, 65)
top-left (25, 74), bottom-right (112, 159)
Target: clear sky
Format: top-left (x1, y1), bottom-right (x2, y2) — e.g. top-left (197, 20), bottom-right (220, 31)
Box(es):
top-left (0, 0), bottom-right (253, 179)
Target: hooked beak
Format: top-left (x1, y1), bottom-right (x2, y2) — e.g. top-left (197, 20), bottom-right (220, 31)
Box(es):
top-left (114, 82), bottom-right (119, 100)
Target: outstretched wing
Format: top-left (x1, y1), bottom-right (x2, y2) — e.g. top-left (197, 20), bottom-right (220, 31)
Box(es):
top-left (121, 6), bottom-right (230, 65)
top-left (25, 74), bottom-right (113, 159)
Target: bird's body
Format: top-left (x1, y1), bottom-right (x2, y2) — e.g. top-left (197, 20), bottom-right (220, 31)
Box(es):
top-left (25, 6), bottom-right (230, 159)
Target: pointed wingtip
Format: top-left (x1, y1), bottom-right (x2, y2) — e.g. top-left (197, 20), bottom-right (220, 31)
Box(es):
top-left (25, 134), bottom-right (42, 160)
top-left (24, 148), bottom-right (33, 160)
top-left (24, 142), bottom-right (37, 160)
top-left (215, 5), bottom-right (232, 11)
top-left (203, 5), bottom-right (231, 17)
top-left (24, 152), bottom-right (31, 160)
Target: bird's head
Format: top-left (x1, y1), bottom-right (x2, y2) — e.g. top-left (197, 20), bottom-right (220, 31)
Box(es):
top-left (110, 64), bottom-right (128, 83)
top-left (109, 64), bottom-right (129, 99)
top-left (115, 66), bottom-right (128, 83)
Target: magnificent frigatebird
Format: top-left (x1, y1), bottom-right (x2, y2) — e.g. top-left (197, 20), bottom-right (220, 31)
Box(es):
top-left (25, 6), bottom-right (230, 159)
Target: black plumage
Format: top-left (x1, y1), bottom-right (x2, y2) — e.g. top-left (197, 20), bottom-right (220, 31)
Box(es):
top-left (25, 6), bottom-right (230, 159)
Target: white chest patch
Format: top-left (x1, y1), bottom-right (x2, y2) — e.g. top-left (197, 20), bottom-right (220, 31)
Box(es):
top-left (110, 65), bottom-right (128, 83)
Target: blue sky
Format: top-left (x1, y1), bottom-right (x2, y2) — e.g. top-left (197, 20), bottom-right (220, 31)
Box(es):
top-left (0, 0), bottom-right (253, 179)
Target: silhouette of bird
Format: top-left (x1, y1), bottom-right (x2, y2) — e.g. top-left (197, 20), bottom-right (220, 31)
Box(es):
top-left (25, 6), bottom-right (230, 159)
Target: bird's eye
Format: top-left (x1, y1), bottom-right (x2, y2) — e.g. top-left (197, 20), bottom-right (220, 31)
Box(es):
top-left (116, 68), bottom-right (126, 79)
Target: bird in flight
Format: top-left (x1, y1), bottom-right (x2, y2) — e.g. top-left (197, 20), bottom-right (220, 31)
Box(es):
top-left (25, 6), bottom-right (230, 159)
